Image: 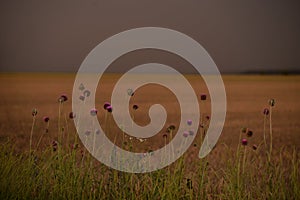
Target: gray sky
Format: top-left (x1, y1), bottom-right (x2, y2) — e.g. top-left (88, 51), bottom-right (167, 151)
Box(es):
top-left (0, 0), bottom-right (300, 73)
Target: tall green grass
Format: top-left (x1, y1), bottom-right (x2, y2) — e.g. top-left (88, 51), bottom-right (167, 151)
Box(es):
top-left (0, 97), bottom-right (299, 199)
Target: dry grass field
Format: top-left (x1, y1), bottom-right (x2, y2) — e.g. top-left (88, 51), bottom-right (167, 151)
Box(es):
top-left (0, 73), bottom-right (299, 199)
top-left (0, 73), bottom-right (299, 150)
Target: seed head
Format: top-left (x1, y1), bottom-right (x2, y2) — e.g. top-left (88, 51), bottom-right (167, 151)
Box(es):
top-left (90, 108), bottom-right (98, 116)
top-left (246, 130), bottom-right (253, 137)
top-left (69, 112), bottom-right (75, 119)
top-left (32, 108), bottom-right (38, 116)
top-left (269, 99), bottom-right (275, 107)
top-left (133, 104), bottom-right (139, 110)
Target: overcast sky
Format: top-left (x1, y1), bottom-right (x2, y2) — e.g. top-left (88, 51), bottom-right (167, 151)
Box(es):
top-left (0, 0), bottom-right (299, 73)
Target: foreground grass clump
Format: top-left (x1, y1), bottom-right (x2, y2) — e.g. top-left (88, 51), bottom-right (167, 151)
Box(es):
top-left (0, 95), bottom-right (299, 199)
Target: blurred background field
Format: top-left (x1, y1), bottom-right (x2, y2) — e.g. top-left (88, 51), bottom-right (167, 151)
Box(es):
top-left (0, 73), bottom-right (299, 149)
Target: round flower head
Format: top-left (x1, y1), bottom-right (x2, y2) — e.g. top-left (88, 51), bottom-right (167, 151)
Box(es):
top-left (85, 130), bottom-right (91, 136)
top-left (90, 108), bottom-right (98, 116)
top-left (103, 102), bottom-right (111, 110)
top-left (183, 131), bottom-right (189, 137)
top-left (268, 99), bottom-right (275, 107)
top-left (252, 144), bottom-right (258, 150)
top-left (58, 94), bottom-right (68, 103)
top-left (79, 83), bottom-right (85, 91)
top-left (69, 112), bottom-right (75, 119)
top-left (187, 119), bottom-right (192, 126)
top-left (189, 130), bottom-right (195, 136)
top-left (167, 125), bottom-right (176, 133)
top-left (241, 138), bottom-right (248, 146)
top-left (206, 115), bottom-right (210, 120)
top-left (263, 108), bottom-right (269, 115)
top-left (32, 108), bottom-right (38, 116)
top-left (52, 140), bottom-right (58, 151)
top-left (106, 105), bottom-right (113, 113)
top-left (133, 104), bottom-right (139, 110)
top-left (43, 116), bottom-right (50, 122)
top-left (200, 94), bottom-right (207, 101)
top-left (241, 127), bottom-right (248, 133)
top-left (83, 90), bottom-right (91, 97)
top-left (127, 88), bottom-right (134, 96)
top-left (246, 130), bottom-right (253, 137)
top-left (79, 95), bottom-right (85, 101)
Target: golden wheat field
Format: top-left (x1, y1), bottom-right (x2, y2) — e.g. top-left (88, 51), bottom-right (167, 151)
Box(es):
top-left (0, 73), bottom-right (299, 156)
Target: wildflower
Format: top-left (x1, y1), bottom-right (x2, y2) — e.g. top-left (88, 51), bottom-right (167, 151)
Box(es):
top-left (71, 143), bottom-right (79, 150)
top-left (187, 119), bottom-right (192, 126)
top-left (90, 108), bottom-right (98, 116)
top-left (246, 130), bottom-right (253, 137)
top-left (79, 95), bottom-right (85, 101)
top-left (85, 130), bottom-right (91, 136)
top-left (167, 125), bottom-right (176, 133)
top-left (32, 108), bottom-right (38, 116)
top-left (52, 140), bottom-right (58, 151)
top-left (241, 138), bottom-right (248, 146)
top-left (127, 88), bottom-right (134, 96)
top-left (252, 144), bottom-right (257, 150)
top-left (83, 90), bottom-right (91, 97)
top-left (69, 112), bottom-right (75, 119)
top-left (241, 127), bottom-right (247, 133)
top-left (43, 116), bottom-right (50, 123)
top-left (106, 105), bottom-right (113, 113)
top-left (103, 102), bottom-right (111, 110)
top-left (269, 99), bottom-right (275, 107)
top-left (200, 94), bottom-right (207, 101)
top-left (58, 94), bottom-right (68, 103)
top-left (148, 150), bottom-right (154, 156)
top-left (133, 105), bottom-right (139, 110)
top-left (183, 131), bottom-right (189, 137)
top-left (263, 108), bottom-right (269, 115)
top-left (79, 83), bottom-right (85, 91)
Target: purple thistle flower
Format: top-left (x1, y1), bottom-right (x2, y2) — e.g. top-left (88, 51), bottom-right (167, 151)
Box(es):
top-left (69, 112), bottom-right (75, 119)
top-left (43, 116), bottom-right (50, 122)
top-left (187, 119), bottom-right (192, 126)
top-left (32, 108), bottom-right (38, 116)
top-left (241, 138), bottom-right (248, 146)
top-left (133, 104), bottom-right (139, 110)
top-left (106, 105), bottom-right (113, 113)
top-left (200, 94), bottom-right (207, 101)
top-left (103, 102), bottom-right (111, 110)
top-left (263, 108), bottom-right (270, 115)
top-left (183, 131), bottom-right (189, 138)
top-left (90, 108), bottom-right (98, 116)
top-left (58, 94), bottom-right (68, 103)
